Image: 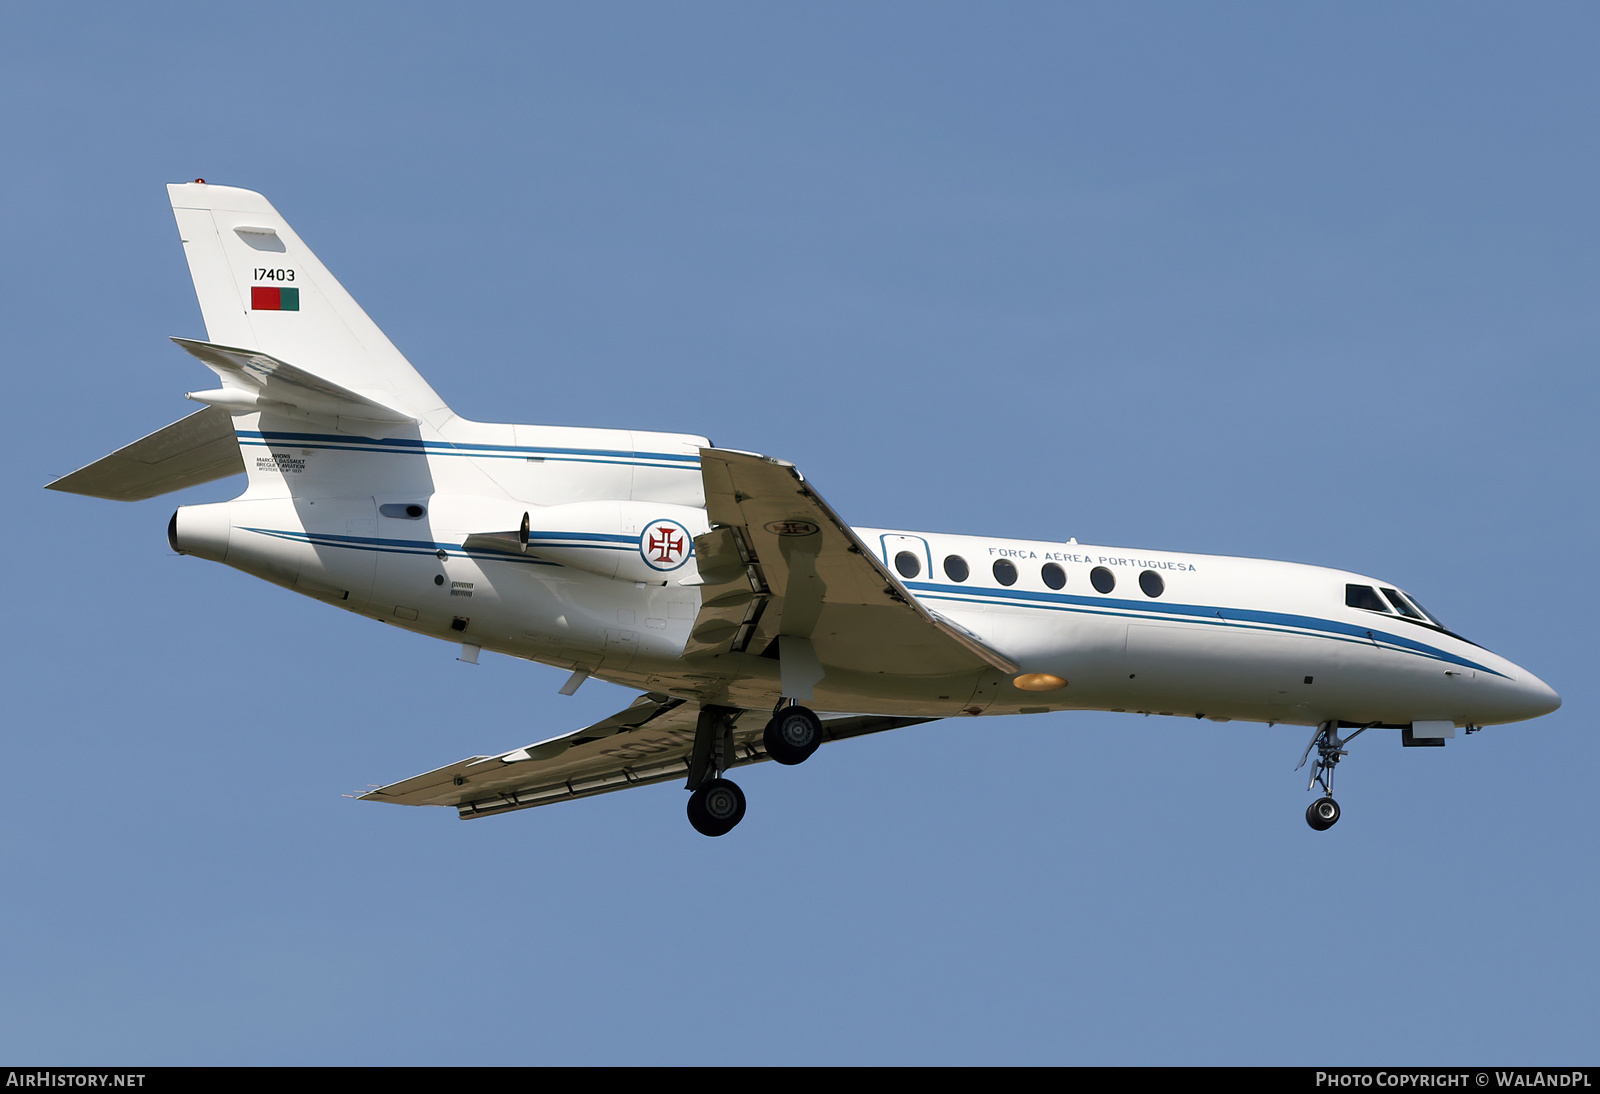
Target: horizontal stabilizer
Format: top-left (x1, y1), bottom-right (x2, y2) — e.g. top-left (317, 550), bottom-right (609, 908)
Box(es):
top-left (173, 337), bottom-right (414, 423)
top-left (46, 405), bottom-right (243, 501)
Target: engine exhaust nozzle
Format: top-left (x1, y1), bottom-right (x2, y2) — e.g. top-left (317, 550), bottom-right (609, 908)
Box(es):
top-left (169, 503), bottom-right (231, 562)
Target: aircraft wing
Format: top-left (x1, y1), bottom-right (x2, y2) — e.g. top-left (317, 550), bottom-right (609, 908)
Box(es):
top-left (686, 449), bottom-right (1020, 680)
top-left (358, 692), bottom-right (933, 819)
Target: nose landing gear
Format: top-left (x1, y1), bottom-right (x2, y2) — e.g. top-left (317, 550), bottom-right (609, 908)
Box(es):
top-left (1295, 720), bottom-right (1372, 831)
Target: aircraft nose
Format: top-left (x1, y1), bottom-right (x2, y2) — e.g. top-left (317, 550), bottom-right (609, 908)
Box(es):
top-left (1489, 659), bottom-right (1562, 724)
top-left (1516, 671), bottom-right (1562, 721)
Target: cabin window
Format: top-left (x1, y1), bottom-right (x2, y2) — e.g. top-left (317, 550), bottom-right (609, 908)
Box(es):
top-left (894, 551), bottom-right (921, 579)
top-left (1090, 566), bottom-right (1115, 593)
top-left (944, 555), bottom-right (969, 582)
top-left (1139, 570), bottom-right (1165, 598)
top-left (992, 559), bottom-right (1018, 586)
top-left (1381, 588), bottom-right (1425, 621)
top-left (1345, 584), bottom-right (1389, 613)
top-left (1041, 563), bottom-right (1066, 590)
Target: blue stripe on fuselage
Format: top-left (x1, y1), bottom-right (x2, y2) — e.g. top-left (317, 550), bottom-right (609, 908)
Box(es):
top-left (233, 525), bottom-right (1501, 678)
top-left (904, 580), bottom-right (1504, 677)
top-left (236, 430), bottom-right (700, 469)
top-left (243, 526), bottom-right (563, 565)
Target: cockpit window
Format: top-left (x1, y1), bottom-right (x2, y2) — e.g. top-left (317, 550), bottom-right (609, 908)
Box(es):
top-left (1397, 589), bottom-right (1447, 630)
top-left (1348, 582), bottom-right (1452, 632)
top-left (1381, 587), bottom-right (1425, 621)
top-left (1345, 584), bottom-right (1390, 613)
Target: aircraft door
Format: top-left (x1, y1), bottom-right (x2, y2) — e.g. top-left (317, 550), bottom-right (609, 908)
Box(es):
top-left (879, 534), bottom-right (933, 583)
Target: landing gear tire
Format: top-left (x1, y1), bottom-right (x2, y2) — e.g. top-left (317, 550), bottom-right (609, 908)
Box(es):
top-left (764, 706), bottom-right (823, 766)
top-left (687, 778), bottom-right (746, 837)
top-left (1306, 796), bottom-right (1341, 831)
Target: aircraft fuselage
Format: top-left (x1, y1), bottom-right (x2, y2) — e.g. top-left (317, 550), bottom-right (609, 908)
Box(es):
top-left (167, 432), bottom-right (1559, 734)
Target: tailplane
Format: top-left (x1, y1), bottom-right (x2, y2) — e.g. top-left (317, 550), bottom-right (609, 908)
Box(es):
top-left (46, 406), bottom-right (243, 501)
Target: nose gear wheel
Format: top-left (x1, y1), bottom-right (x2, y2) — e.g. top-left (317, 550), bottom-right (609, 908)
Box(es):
top-left (1295, 720), bottom-right (1373, 831)
top-left (1306, 796), bottom-right (1340, 831)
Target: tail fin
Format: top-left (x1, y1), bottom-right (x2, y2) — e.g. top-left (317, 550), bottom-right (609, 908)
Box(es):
top-left (167, 182), bottom-right (452, 429)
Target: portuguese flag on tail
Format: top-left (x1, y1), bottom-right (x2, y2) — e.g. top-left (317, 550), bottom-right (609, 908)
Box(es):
top-left (251, 286), bottom-right (299, 311)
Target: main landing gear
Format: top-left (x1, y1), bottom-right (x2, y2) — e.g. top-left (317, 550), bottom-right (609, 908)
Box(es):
top-left (684, 701), bottom-right (825, 836)
top-left (687, 778), bottom-right (746, 837)
top-left (763, 703), bottom-right (824, 766)
top-left (1295, 720), bottom-right (1372, 832)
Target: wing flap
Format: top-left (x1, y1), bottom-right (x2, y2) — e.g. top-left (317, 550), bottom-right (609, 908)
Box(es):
top-left (360, 694), bottom-right (698, 809)
top-left (46, 405), bottom-right (244, 501)
top-left (358, 693), bottom-right (935, 819)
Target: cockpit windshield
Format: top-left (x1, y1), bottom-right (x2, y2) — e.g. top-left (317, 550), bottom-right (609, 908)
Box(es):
top-left (1345, 584), bottom-right (1388, 613)
top-left (1381, 587), bottom-right (1424, 621)
top-left (1346, 582), bottom-right (1449, 631)
top-left (1396, 590), bottom-right (1447, 630)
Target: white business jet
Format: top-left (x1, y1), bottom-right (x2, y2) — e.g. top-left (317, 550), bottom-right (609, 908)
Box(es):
top-left (48, 182), bottom-right (1561, 835)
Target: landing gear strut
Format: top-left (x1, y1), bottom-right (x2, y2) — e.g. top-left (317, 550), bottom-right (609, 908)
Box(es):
top-left (681, 701), bottom-right (826, 835)
top-left (686, 704), bottom-right (746, 837)
top-left (1295, 720), bottom-right (1371, 832)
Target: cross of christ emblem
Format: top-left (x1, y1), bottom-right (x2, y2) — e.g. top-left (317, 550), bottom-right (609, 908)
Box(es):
top-left (647, 527), bottom-right (684, 563)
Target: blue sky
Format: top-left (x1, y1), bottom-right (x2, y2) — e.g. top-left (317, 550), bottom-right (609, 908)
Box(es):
top-left (3, 2), bottom-right (1596, 1064)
